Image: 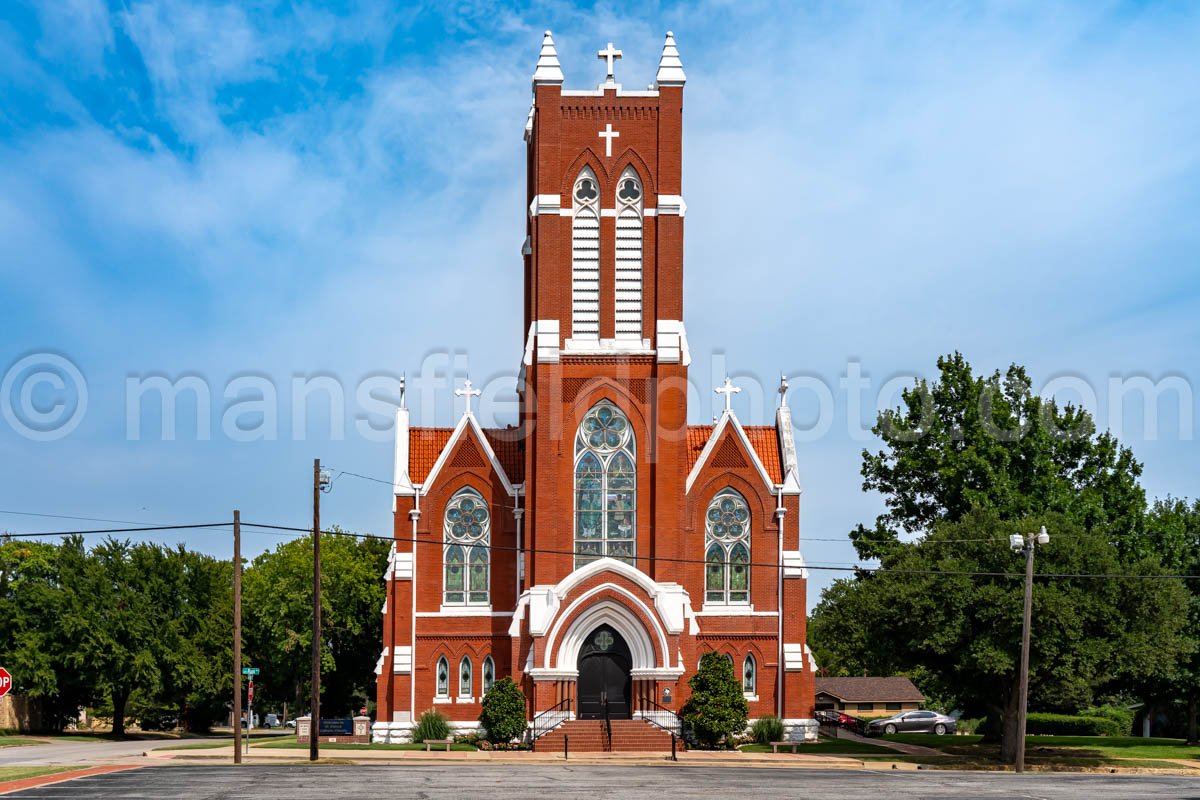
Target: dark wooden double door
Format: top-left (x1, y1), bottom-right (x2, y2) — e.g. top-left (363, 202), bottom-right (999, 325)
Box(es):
top-left (576, 624), bottom-right (632, 720)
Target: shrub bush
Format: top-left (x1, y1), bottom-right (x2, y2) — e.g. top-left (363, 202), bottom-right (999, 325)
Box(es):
top-left (750, 715), bottom-right (785, 745)
top-left (681, 652), bottom-right (749, 748)
top-left (411, 709), bottom-right (451, 743)
top-left (1025, 712), bottom-right (1121, 737)
top-left (478, 676), bottom-right (527, 744)
top-left (1084, 705), bottom-right (1134, 736)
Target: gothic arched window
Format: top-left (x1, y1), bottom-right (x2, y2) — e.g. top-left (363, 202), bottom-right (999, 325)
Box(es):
top-left (436, 656), bottom-right (450, 697)
top-left (705, 488), bottom-right (750, 604)
top-left (459, 656), bottom-right (473, 698)
top-left (743, 654), bottom-right (757, 695)
top-left (574, 401), bottom-right (636, 567)
top-left (444, 488), bottom-right (490, 606)
top-left (614, 167), bottom-right (643, 339)
top-left (482, 656), bottom-right (495, 695)
top-left (571, 168), bottom-right (600, 338)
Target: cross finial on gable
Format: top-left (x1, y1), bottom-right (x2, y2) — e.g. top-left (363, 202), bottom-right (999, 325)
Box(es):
top-left (454, 378), bottom-right (482, 416)
top-left (598, 42), bottom-right (622, 82)
top-left (715, 376), bottom-right (742, 413)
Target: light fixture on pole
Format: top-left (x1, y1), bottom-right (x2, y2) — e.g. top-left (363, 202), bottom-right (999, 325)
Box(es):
top-left (1010, 524), bottom-right (1049, 774)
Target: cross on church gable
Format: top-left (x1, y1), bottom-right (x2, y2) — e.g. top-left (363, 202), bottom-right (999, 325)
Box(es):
top-left (597, 42), bottom-right (622, 81)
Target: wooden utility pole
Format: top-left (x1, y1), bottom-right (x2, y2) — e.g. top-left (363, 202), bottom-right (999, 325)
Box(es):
top-left (311, 459), bottom-right (322, 762)
top-left (1015, 535), bottom-right (1036, 774)
top-left (232, 509), bottom-right (242, 765)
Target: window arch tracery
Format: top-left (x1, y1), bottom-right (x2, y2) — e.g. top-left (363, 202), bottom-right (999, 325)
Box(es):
top-left (444, 488), bottom-right (490, 606)
top-left (705, 488), bottom-right (750, 604)
top-left (574, 401), bottom-right (636, 567)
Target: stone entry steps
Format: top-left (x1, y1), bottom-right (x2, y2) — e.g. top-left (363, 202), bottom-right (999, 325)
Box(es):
top-left (533, 719), bottom-right (677, 752)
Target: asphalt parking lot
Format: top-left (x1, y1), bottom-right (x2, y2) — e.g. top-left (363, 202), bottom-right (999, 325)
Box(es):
top-left (7, 765), bottom-right (1200, 799)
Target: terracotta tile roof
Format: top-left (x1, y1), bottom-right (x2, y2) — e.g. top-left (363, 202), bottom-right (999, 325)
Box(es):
top-left (814, 677), bottom-right (926, 703)
top-left (482, 427), bottom-right (525, 484)
top-left (409, 428), bottom-right (454, 483)
top-left (408, 426), bottom-right (525, 486)
top-left (686, 423), bottom-right (784, 484)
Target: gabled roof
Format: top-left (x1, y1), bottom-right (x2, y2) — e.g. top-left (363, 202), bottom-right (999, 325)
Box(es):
top-left (684, 411), bottom-right (784, 493)
top-left (408, 422), bottom-right (524, 489)
top-left (814, 676), bottom-right (925, 703)
top-left (686, 425), bottom-right (784, 484)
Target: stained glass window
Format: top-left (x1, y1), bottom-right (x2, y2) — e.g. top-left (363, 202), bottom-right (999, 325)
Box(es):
top-left (574, 401), bottom-right (636, 567)
top-left (743, 654), bottom-right (756, 695)
top-left (444, 488), bottom-right (490, 605)
top-left (459, 656), bottom-right (472, 698)
top-left (436, 657), bottom-right (449, 697)
top-left (705, 488), bottom-right (750, 604)
top-left (482, 656), bottom-right (495, 695)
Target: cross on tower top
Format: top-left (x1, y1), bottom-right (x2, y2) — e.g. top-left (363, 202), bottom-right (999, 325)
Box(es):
top-left (597, 42), bottom-right (622, 82)
top-left (715, 377), bottom-right (742, 413)
top-left (454, 378), bottom-right (482, 415)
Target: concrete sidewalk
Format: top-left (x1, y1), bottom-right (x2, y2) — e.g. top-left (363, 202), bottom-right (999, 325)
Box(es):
top-left (148, 745), bottom-right (867, 769)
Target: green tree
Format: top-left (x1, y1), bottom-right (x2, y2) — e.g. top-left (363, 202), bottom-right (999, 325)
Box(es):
top-left (478, 677), bottom-right (526, 744)
top-left (681, 652), bottom-right (749, 748)
top-left (852, 353), bottom-right (1146, 561)
top-left (811, 511), bottom-right (1188, 761)
top-left (814, 354), bottom-right (1191, 763)
top-left (243, 528), bottom-right (388, 719)
top-left (1140, 498), bottom-right (1200, 743)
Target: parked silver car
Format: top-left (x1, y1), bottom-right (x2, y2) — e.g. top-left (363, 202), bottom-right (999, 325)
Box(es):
top-left (866, 710), bottom-right (956, 736)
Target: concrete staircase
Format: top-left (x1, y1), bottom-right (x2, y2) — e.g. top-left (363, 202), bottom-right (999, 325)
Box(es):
top-left (532, 718), bottom-right (678, 752)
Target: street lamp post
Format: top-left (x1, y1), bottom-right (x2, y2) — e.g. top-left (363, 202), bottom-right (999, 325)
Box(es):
top-left (1009, 525), bottom-right (1050, 774)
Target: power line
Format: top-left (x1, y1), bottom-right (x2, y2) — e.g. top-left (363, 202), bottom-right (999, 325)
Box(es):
top-left (4, 518), bottom-right (1196, 582)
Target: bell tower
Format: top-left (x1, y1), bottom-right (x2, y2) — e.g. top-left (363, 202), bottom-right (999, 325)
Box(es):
top-left (519, 32), bottom-right (692, 587)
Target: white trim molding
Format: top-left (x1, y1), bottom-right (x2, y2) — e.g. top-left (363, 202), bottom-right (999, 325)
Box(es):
top-left (685, 409), bottom-right (777, 495)
top-left (783, 643), bottom-right (807, 672)
top-left (656, 194), bottom-right (686, 216)
top-left (782, 550), bottom-right (808, 579)
top-left (655, 320), bottom-right (691, 365)
top-left (392, 646), bottom-right (412, 674)
top-left (529, 194), bottom-right (561, 216)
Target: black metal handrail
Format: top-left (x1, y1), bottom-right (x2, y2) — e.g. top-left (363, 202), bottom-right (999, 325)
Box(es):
top-left (531, 698), bottom-right (572, 742)
top-left (602, 699), bottom-right (612, 751)
top-left (635, 697), bottom-right (682, 737)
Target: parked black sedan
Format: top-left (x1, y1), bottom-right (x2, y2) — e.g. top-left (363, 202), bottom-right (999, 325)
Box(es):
top-left (865, 710), bottom-right (956, 736)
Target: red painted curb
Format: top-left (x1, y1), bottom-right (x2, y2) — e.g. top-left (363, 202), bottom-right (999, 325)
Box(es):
top-left (0, 765), bottom-right (142, 795)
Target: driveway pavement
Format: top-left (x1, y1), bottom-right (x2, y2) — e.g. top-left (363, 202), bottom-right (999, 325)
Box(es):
top-left (5, 765), bottom-right (1200, 799)
top-left (0, 738), bottom-right (223, 767)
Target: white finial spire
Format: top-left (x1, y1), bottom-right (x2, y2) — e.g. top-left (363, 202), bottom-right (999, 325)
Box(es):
top-left (597, 42), bottom-right (622, 83)
top-left (778, 374), bottom-right (789, 407)
top-left (532, 30), bottom-right (564, 86)
top-left (715, 376), bottom-right (741, 413)
top-left (655, 30), bottom-right (686, 88)
top-left (455, 378), bottom-right (482, 416)
top-left (399, 372), bottom-right (407, 409)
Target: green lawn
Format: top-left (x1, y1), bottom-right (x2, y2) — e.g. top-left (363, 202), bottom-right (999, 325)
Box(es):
top-left (739, 738), bottom-right (897, 755)
top-left (0, 738), bottom-right (45, 748)
top-left (159, 734), bottom-right (286, 751)
top-left (880, 733), bottom-right (1200, 761)
top-left (0, 766), bottom-right (80, 783)
top-left (251, 740), bottom-right (477, 751)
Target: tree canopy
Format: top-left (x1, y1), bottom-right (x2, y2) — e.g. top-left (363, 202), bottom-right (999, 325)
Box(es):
top-left (811, 353), bottom-right (1194, 762)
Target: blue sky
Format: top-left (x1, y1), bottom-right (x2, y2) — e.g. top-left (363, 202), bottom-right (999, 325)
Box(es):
top-left (1, 1), bottom-right (1198, 610)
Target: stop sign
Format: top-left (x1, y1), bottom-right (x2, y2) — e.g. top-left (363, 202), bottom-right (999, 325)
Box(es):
top-left (0, 667), bottom-right (12, 697)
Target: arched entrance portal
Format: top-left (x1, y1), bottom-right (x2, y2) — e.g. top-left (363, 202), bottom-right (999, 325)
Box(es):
top-left (576, 624), bottom-right (632, 720)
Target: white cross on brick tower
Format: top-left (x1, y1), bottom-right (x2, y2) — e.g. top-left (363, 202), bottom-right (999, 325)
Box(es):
top-left (597, 42), bottom-right (622, 82)
top-left (455, 378), bottom-right (481, 415)
top-left (598, 123), bottom-right (619, 157)
top-left (715, 377), bottom-right (742, 413)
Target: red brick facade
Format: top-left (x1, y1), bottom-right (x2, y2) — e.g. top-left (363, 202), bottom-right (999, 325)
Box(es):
top-left (373, 34), bottom-right (815, 745)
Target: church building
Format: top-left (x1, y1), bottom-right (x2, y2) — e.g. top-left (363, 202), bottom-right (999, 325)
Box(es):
top-left (373, 32), bottom-right (817, 748)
